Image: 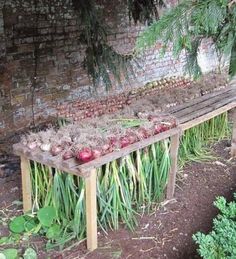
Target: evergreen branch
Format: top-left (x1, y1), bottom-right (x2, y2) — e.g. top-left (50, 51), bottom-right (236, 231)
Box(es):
top-left (136, 0), bottom-right (236, 77)
top-left (73, 0), bottom-right (135, 90)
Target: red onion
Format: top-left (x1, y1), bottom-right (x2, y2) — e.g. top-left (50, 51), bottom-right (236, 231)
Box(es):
top-left (51, 145), bottom-right (63, 156)
top-left (119, 136), bottom-right (130, 148)
top-left (153, 125), bottom-right (163, 134)
top-left (137, 128), bottom-right (150, 139)
top-left (76, 147), bottom-right (94, 163)
top-left (126, 133), bottom-right (137, 144)
top-left (108, 136), bottom-right (118, 147)
top-left (63, 150), bottom-right (74, 160)
top-left (92, 149), bottom-right (102, 159)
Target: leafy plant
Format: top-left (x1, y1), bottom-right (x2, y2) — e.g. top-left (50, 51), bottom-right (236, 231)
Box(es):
top-left (136, 0), bottom-right (236, 78)
top-left (0, 249), bottom-right (18, 259)
top-left (193, 194), bottom-right (236, 259)
top-left (9, 216), bottom-right (26, 234)
top-left (23, 248), bottom-right (37, 259)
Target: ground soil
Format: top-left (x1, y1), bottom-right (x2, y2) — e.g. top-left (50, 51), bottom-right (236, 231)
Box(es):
top-left (1, 140), bottom-right (236, 259)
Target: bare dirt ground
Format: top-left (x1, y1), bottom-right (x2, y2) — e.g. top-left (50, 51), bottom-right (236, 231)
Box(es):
top-left (1, 140), bottom-right (236, 259)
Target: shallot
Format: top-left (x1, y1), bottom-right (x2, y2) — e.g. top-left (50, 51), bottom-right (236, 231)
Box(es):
top-left (28, 141), bottom-right (38, 150)
top-left (51, 145), bottom-right (63, 156)
top-left (40, 143), bottom-right (51, 152)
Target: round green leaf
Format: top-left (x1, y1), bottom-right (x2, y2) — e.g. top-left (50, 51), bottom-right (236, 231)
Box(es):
top-left (46, 224), bottom-right (61, 239)
top-left (37, 207), bottom-right (56, 227)
top-left (23, 248), bottom-right (37, 259)
top-left (2, 249), bottom-right (18, 259)
top-left (9, 216), bottom-right (26, 233)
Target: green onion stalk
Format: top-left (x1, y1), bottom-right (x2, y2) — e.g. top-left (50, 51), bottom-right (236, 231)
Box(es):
top-left (178, 112), bottom-right (230, 169)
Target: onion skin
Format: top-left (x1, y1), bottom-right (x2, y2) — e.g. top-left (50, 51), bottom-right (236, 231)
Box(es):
top-left (76, 147), bottom-right (94, 163)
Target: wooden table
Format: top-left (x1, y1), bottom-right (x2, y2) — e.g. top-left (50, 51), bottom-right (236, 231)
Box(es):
top-left (13, 86), bottom-right (236, 251)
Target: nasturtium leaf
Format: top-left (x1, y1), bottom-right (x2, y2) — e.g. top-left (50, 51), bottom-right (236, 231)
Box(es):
top-left (46, 224), bottom-right (61, 239)
top-left (9, 216), bottom-right (26, 233)
top-left (1, 248), bottom-right (18, 259)
top-left (37, 207), bottom-right (56, 227)
top-left (23, 248), bottom-right (37, 259)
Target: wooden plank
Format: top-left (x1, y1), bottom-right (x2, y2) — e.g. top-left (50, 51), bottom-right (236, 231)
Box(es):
top-left (85, 169), bottom-right (98, 251)
top-left (166, 133), bottom-right (180, 199)
top-left (173, 91), bottom-right (234, 118)
top-left (169, 87), bottom-right (233, 113)
top-left (74, 127), bottom-right (181, 174)
top-left (178, 96), bottom-right (236, 125)
top-left (231, 108), bottom-right (236, 157)
top-left (20, 156), bottom-right (32, 212)
top-left (180, 102), bottom-right (236, 131)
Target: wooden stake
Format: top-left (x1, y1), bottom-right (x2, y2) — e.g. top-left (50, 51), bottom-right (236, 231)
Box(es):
top-left (20, 156), bottom-right (32, 212)
top-left (166, 133), bottom-right (180, 199)
top-left (231, 109), bottom-right (236, 157)
top-left (85, 169), bottom-right (98, 251)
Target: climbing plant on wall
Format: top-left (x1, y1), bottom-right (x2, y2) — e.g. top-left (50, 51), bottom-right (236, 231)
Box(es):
top-left (127, 0), bottom-right (166, 24)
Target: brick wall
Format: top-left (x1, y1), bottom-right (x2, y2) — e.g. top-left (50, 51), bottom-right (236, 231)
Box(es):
top-left (0, 0), bottom-right (219, 139)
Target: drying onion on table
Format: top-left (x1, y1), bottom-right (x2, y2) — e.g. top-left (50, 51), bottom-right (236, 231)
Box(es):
top-left (62, 150), bottom-right (74, 160)
top-left (76, 147), bottom-right (94, 163)
top-left (28, 141), bottom-right (38, 150)
top-left (92, 149), bottom-right (102, 159)
top-left (40, 143), bottom-right (51, 152)
top-left (51, 145), bottom-right (63, 156)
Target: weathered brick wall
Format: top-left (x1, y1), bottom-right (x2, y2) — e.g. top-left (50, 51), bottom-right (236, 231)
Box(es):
top-left (0, 0), bottom-right (219, 139)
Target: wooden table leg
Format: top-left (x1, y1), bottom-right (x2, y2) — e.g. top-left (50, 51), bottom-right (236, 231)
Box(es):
top-left (231, 109), bottom-right (236, 157)
top-left (85, 169), bottom-right (98, 251)
top-left (166, 133), bottom-right (180, 199)
top-left (20, 156), bottom-right (32, 212)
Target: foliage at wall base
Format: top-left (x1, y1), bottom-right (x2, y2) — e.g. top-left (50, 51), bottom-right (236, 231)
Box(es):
top-left (193, 194), bottom-right (236, 259)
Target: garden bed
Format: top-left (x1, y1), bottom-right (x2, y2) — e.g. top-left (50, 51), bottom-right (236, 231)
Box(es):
top-left (1, 140), bottom-right (236, 258)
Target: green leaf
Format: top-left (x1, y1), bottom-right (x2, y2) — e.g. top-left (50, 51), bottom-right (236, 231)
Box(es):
top-left (0, 237), bottom-right (11, 245)
top-left (1, 249), bottom-right (18, 259)
top-left (24, 218), bottom-right (38, 232)
top-left (46, 224), bottom-right (61, 240)
top-left (9, 216), bottom-right (26, 234)
top-left (23, 248), bottom-right (37, 259)
top-left (229, 41), bottom-right (236, 78)
top-left (37, 207), bottom-right (56, 227)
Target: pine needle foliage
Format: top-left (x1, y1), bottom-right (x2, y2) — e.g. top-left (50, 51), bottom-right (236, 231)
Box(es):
top-left (72, 0), bottom-right (134, 90)
top-left (136, 0), bottom-right (236, 78)
top-left (127, 0), bottom-right (166, 24)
